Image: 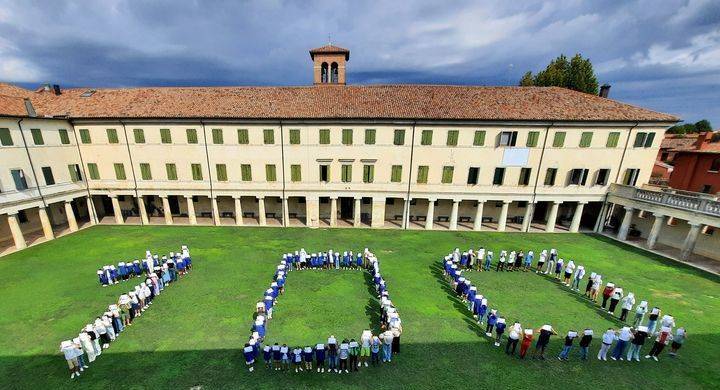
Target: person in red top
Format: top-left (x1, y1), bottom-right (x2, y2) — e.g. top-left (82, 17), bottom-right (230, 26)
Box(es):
top-left (646, 326), bottom-right (673, 361)
top-left (601, 282), bottom-right (615, 309)
top-left (519, 329), bottom-right (534, 359)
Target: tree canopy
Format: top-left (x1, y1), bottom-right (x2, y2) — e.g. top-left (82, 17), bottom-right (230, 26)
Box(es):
top-left (666, 119), bottom-right (714, 134)
top-left (519, 53), bottom-right (599, 95)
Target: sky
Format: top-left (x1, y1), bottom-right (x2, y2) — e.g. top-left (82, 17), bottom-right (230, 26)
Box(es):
top-left (0, 0), bottom-right (718, 125)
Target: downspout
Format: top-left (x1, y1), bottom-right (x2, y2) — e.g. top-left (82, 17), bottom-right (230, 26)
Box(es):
top-left (17, 118), bottom-right (47, 209)
top-left (279, 120), bottom-right (287, 227)
top-left (200, 120), bottom-right (216, 225)
top-left (69, 119), bottom-right (98, 223)
top-left (528, 122), bottom-right (553, 232)
top-left (404, 121), bottom-right (417, 229)
top-left (120, 120), bottom-right (143, 225)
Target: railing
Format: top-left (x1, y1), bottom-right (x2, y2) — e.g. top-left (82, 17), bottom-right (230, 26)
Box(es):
top-left (610, 184), bottom-right (720, 217)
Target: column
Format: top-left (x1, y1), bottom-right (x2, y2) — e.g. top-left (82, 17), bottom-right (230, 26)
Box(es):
top-left (137, 196), bottom-right (149, 225)
top-left (473, 201), bottom-right (484, 231)
top-left (330, 197), bottom-right (338, 227)
top-left (282, 197), bottom-right (290, 227)
top-left (64, 200), bottom-right (78, 232)
top-left (426, 199), bottom-right (435, 230)
top-left (111, 195), bottom-right (124, 224)
top-left (521, 202), bottom-right (534, 232)
top-left (234, 196), bottom-right (243, 226)
top-left (497, 201), bottom-right (510, 232)
top-left (617, 207), bottom-right (634, 240)
top-left (371, 197), bottom-right (386, 228)
top-left (186, 196), bottom-right (197, 225)
top-left (569, 202), bottom-right (586, 233)
top-left (545, 201), bottom-right (561, 233)
top-left (161, 196), bottom-right (173, 225)
top-left (211, 197), bottom-right (221, 225)
top-left (38, 206), bottom-right (54, 240)
top-left (86, 197), bottom-right (98, 225)
top-left (353, 197), bottom-right (362, 227)
top-left (680, 222), bottom-right (702, 260)
top-left (594, 202), bottom-right (608, 233)
top-left (257, 196), bottom-right (266, 226)
top-left (449, 200), bottom-right (459, 230)
top-left (7, 213), bottom-right (27, 249)
top-left (401, 198), bottom-right (410, 229)
top-left (306, 196), bottom-right (319, 227)
top-left (646, 213), bottom-right (665, 249)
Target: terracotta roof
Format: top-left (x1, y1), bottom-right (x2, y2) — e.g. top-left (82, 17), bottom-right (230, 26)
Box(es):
top-left (2, 83), bottom-right (679, 122)
top-left (0, 83), bottom-right (32, 117)
top-left (660, 136), bottom-right (697, 150)
top-left (309, 44), bottom-right (350, 60)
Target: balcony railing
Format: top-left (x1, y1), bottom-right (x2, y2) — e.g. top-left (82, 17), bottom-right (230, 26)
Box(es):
top-left (610, 184), bottom-right (720, 217)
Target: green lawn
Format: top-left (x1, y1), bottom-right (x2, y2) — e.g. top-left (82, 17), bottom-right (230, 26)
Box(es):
top-left (0, 225), bottom-right (718, 389)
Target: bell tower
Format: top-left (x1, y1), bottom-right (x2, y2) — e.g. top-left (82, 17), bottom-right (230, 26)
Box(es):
top-left (309, 44), bottom-right (350, 85)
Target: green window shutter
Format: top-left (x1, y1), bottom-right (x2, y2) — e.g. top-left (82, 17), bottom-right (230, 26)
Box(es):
top-left (417, 166), bottom-right (429, 183)
top-left (133, 129), bottom-right (145, 143)
top-left (212, 128), bottom-right (223, 144)
top-left (289, 129), bottom-right (300, 145)
top-left (160, 129), bottom-right (172, 144)
top-left (526, 131), bottom-right (539, 147)
top-left (421, 130), bottom-right (433, 145)
top-left (393, 129), bottom-right (405, 145)
top-left (140, 163), bottom-right (152, 180)
top-left (319, 129), bottom-right (330, 144)
top-left (191, 163), bottom-right (203, 181)
top-left (363, 165), bottom-right (374, 183)
top-left (106, 128), bottom-right (118, 144)
top-left (441, 166), bottom-right (454, 184)
top-left (114, 163), bottom-right (126, 180)
top-left (291, 165), bottom-right (301, 182)
top-left (67, 165), bottom-right (78, 182)
top-left (58, 129), bottom-right (70, 144)
top-left (342, 129), bottom-right (353, 145)
top-left (31, 129), bottom-right (44, 145)
top-left (633, 132), bottom-right (646, 147)
top-left (580, 132), bottom-right (593, 147)
top-left (446, 130), bottom-right (459, 146)
top-left (606, 132), bottom-right (620, 147)
top-left (265, 164), bottom-right (277, 182)
top-left (644, 132), bottom-right (656, 147)
top-left (165, 164), bottom-right (178, 180)
top-left (364, 129), bottom-right (376, 145)
top-left (216, 164), bottom-right (228, 181)
top-left (341, 164), bottom-right (352, 182)
top-left (186, 129), bottom-right (198, 144)
top-left (473, 130), bottom-right (486, 146)
top-left (87, 163), bottom-right (100, 180)
top-left (263, 129), bottom-right (274, 144)
top-left (0, 128), bottom-right (13, 145)
top-left (391, 165), bottom-right (402, 182)
top-left (79, 129), bottom-right (91, 144)
top-left (237, 129), bottom-right (249, 144)
top-left (552, 131), bottom-right (566, 147)
top-left (241, 164), bottom-right (252, 181)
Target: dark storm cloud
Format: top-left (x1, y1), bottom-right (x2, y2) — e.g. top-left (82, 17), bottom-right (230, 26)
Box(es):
top-left (0, 0), bottom-right (718, 124)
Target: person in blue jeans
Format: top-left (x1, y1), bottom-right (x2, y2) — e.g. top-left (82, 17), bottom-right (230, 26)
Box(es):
top-left (578, 329), bottom-right (593, 360)
top-left (327, 335), bottom-right (338, 372)
top-left (558, 330), bottom-right (578, 361)
top-left (484, 251), bottom-right (493, 271)
top-left (371, 335), bottom-right (381, 366)
top-left (381, 331), bottom-right (394, 362)
top-left (611, 326), bottom-right (632, 360)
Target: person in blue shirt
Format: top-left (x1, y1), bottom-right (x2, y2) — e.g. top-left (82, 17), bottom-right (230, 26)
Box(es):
top-left (315, 343), bottom-right (326, 372)
top-left (333, 251), bottom-right (340, 269)
top-left (342, 251), bottom-right (350, 269)
top-left (271, 343), bottom-right (282, 370)
top-left (494, 317), bottom-right (507, 346)
top-left (485, 309), bottom-right (498, 336)
top-left (243, 343), bottom-right (255, 372)
top-left (371, 335), bottom-right (381, 366)
top-left (132, 260), bottom-right (142, 277)
top-left (97, 269), bottom-right (108, 286)
top-left (280, 344), bottom-right (290, 371)
top-left (467, 286), bottom-right (477, 311)
top-left (303, 346), bottom-right (314, 370)
top-left (262, 345), bottom-right (272, 369)
top-left (484, 251), bottom-right (493, 271)
top-left (524, 250), bottom-right (534, 271)
top-left (356, 253), bottom-right (363, 269)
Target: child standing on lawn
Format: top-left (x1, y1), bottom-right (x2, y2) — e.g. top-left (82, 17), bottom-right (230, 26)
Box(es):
top-left (477, 247), bottom-right (486, 271)
top-left (558, 330), bottom-right (578, 361)
top-left (633, 301), bottom-right (648, 327)
top-left (563, 260), bottom-right (575, 286)
top-left (263, 345), bottom-right (272, 369)
top-left (554, 258), bottom-right (564, 280)
top-left (571, 265), bottom-right (585, 291)
top-left (585, 272), bottom-right (596, 298)
top-left (601, 282), bottom-right (615, 309)
top-left (485, 310), bottom-right (498, 336)
top-left (620, 292), bottom-right (636, 321)
top-left (315, 343), bottom-right (326, 372)
top-left (349, 339), bottom-right (360, 371)
top-left (532, 325), bottom-right (557, 360)
top-left (494, 317), bottom-right (506, 346)
top-left (608, 286), bottom-right (624, 315)
top-left (610, 326), bottom-right (632, 360)
top-left (536, 249), bottom-right (547, 273)
top-left (647, 307), bottom-right (661, 333)
top-left (484, 251), bottom-right (493, 271)
top-left (303, 345), bottom-right (314, 370)
top-left (597, 328), bottom-right (616, 361)
top-left (627, 326), bottom-right (649, 362)
top-left (506, 321), bottom-right (522, 355)
top-left (243, 343), bottom-right (256, 372)
top-left (578, 329), bottom-right (593, 360)
top-left (293, 346), bottom-right (303, 372)
top-left (519, 329), bottom-right (534, 359)
top-left (339, 339), bottom-right (350, 372)
top-left (669, 327), bottom-right (686, 357)
top-left (371, 335), bottom-right (381, 366)
top-left (646, 326), bottom-right (672, 361)
top-left (497, 251), bottom-right (507, 272)
top-left (523, 250), bottom-right (532, 271)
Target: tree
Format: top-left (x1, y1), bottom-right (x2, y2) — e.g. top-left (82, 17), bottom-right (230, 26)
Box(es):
top-left (666, 119), bottom-right (713, 134)
top-left (519, 71), bottom-right (534, 86)
top-left (534, 54), bottom-right (570, 88)
top-left (568, 54), bottom-right (599, 95)
top-left (519, 53), bottom-right (599, 94)
top-left (695, 119), bottom-right (712, 132)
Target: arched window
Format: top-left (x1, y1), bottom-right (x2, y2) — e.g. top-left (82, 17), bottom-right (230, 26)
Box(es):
top-left (710, 157), bottom-right (720, 173)
top-left (330, 62), bottom-right (339, 83)
top-left (321, 62), bottom-right (329, 83)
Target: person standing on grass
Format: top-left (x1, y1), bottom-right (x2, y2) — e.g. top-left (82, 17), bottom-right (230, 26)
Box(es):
top-left (570, 265), bottom-right (585, 291)
top-left (601, 282), bottom-right (615, 309)
top-left (467, 249), bottom-right (476, 270)
top-left (485, 309), bottom-right (498, 336)
top-left (611, 326), bottom-right (632, 360)
top-left (608, 286), bottom-right (624, 315)
top-left (646, 326), bottom-right (673, 361)
top-left (646, 307), bottom-right (661, 333)
top-left (627, 326), bottom-right (649, 362)
top-left (475, 296), bottom-right (488, 325)
top-left (515, 250), bottom-right (524, 270)
top-left (584, 272), bottom-right (596, 298)
top-left (60, 340), bottom-right (82, 379)
top-left (619, 293), bottom-right (636, 322)
top-left (532, 325), bottom-right (557, 360)
top-left (371, 335), bottom-right (381, 366)
top-left (506, 321), bottom-right (522, 355)
top-left (661, 314), bottom-right (676, 331)
top-left (563, 260), bottom-right (575, 286)
top-left (293, 346), bottom-right (303, 372)
top-left (327, 335), bottom-right (339, 372)
top-left (243, 343), bottom-right (256, 372)
top-left (597, 328), bottom-right (616, 361)
top-left (590, 275), bottom-right (602, 302)
top-left (303, 345), bottom-right (314, 371)
top-left (554, 258), bottom-right (564, 280)
top-left (524, 250), bottom-right (533, 271)
top-left (78, 330), bottom-right (97, 363)
top-left (360, 330), bottom-right (372, 367)
top-left (669, 327), bottom-right (686, 357)
top-left (262, 345), bottom-right (272, 369)
top-left (339, 339), bottom-right (350, 372)
top-left (633, 301), bottom-right (648, 327)
top-left (578, 329), bottom-right (593, 360)
top-left (271, 343), bottom-right (282, 370)
top-left (349, 339), bottom-right (360, 371)
top-left (497, 251), bottom-right (506, 272)
top-left (558, 330), bottom-right (578, 361)
top-left (460, 251), bottom-right (468, 269)
top-left (536, 249), bottom-right (547, 273)
top-left (314, 343), bottom-right (326, 372)
top-left (484, 251), bottom-right (493, 271)
top-left (519, 329), bottom-right (534, 359)
top-left (494, 317), bottom-right (506, 346)
top-left (381, 330), bottom-right (394, 363)
top-left (467, 286), bottom-right (477, 312)
top-left (508, 250), bottom-right (516, 271)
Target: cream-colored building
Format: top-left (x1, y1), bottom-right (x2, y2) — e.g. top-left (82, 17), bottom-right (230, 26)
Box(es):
top-left (2, 44), bottom-right (717, 264)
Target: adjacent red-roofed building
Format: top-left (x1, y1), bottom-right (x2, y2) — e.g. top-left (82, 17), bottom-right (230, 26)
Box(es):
top-left (667, 131), bottom-right (720, 193)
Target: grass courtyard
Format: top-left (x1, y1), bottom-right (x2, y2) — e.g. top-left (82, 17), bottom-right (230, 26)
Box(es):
top-left (0, 225), bottom-right (718, 389)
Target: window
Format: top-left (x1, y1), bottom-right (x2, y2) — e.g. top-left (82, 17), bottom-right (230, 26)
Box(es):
top-left (58, 129), bottom-right (70, 144)
top-left (544, 168), bottom-right (557, 186)
top-left (212, 128), bottom-right (223, 144)
top-left (317, 129), bottom-right (330, 144)
top-left (364, 129), bottom-right (376, 145)
top-left (341, 164), bottom-right (352, 182)
top-left (87, 163), bottom-right (100, 180)
top-left (132, 129), bottom-right (145, 143)
top-left (265, 164), bottom-right (277, 182)
top-left (467, 167), bottom-right (479, 185)
top-left (342, 129), bottom-right (353, 145)
top-left (215, 164), bottom-right (227, 181)
top-left (552, 131), bottom-right (566, 147)
top-left (446, 130), bottom-right (459, 146)
top-left (568, 168), bottom-right (589, 186)
top-left (623, 169), bottom-right (640, 186)
top-left (417, 165), bottom-right (429, 184)
top-left (579, 132), bottom-right (593, 147)
top-left (191, 163), bottom-right (203, 181)
top-left (114, 163), bottom-right (126, 180)
top-left (289, 129), bottom-right (300, 145)
top-left (393, 129), bottom-right (405, 145)
top-left (319, 165), bottom-right (330, 182)
top-left (700, 184), bottom-right (713, 193)
top-left (644, 132), bottom-right (656, 147)
top-left (493, 168), bottom-right (505, 185)
top-left (41, 167), bottom-right (55, 185)
top-left (31, 129), bottom-right (44, 145)
top-left (634, 132), bottom-right (655, 148)
top-left (160, 129), bottom-right (172, 144)
top-left (290, 165), bottom-right (301, 182)
top-left (106, 128), bottom-right (118, 144)
top-left (241, 164), bottom-right (252, 181)
top-left (79, 129), bottom-right (91, 144)
top-left (263, 129), bottom-right (274, 144)
top-left (606, 132), bottom-right (620, 147)
top-left (0, 128), bottom-right (13, 145)
top-left (421, 130), bottom-right (433, 145)
top-left (139, 163), bottom-right (152, 180)
top-left (473, 130), bottom-right (486, 146)
top-left (165, 163), bottom-right (178, 180)
top-left (709, 158), bottom-right (720, 173)
top-left (441, 166), bottom-right (454, 184)
top-left (237, 129), bottom-right (249, 144)
top-left (186, 129), bottom-right (198, 144)
top-left (499, 131), bottom-right (518, 146)
top-left (363, 165), bottom-right (374, 183)
top-left (518, 167), bottom-right (532, 185)
top-left (595, 168), bottom-right (610, 186)
top-left (526, 131), bottom-right (539, 147)
top-left (11, 169), bottom-right (28, 190)
top-left (391, 165), bottom-right (402, 182)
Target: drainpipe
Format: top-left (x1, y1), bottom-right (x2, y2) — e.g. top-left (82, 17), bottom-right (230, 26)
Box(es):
top-left (279, 120), bottom-right (287, 227)
top-left (403, 121), bottom-right (417, 230)
top-left (200, 120), bottom-right (216, 225)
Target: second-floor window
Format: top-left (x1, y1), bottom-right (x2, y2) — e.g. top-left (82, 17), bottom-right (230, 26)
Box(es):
top-left (467, 167), bottom-right (479, 185)
top-left (518, 167), bottom-right (532, 186)
top-left (595, 168), bottom-right (610, 185)
top-left (568, 168), bottom-right (589, 186)
top-left (42, 167), bottom-right (55, 185)
top-left (493, 167), bottom-right (505, 185)
top-left (319, 165), bottom-right (330, 182)
top-left (623, 168), bottom-right (640, 186)
top-left (11, 169), bottom-right (28, 190)
top-left (498, 131), bottom-right (517, 147)
top-left (544, 168), bottom-right (557, 186)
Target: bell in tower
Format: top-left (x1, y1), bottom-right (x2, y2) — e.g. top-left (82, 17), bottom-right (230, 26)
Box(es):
top-left (309, 44), bottom-right (350, 85)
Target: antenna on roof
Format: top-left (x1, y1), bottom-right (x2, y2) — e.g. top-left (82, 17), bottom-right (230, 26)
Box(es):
top-left (328, 34), bottom-right (332, 45)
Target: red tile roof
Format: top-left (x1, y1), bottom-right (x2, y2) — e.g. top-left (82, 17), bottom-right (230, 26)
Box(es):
top-left (660, 135), bottom-right (697, 150)
top-left (309, 44), bottom-right (350, 60)
top-left (0, 83), bottom-right (32, 117)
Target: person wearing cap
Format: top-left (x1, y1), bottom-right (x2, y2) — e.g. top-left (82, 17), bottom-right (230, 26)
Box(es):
top-left (633, 301), bottom-right (649, 328)
top-left (348, 339), bottom-right (360, 371)
top-left (494, 317), bottom-right (506, 347)
top-left (608, 285), bottom-right (624, 315)
top-left (669, 327), bottom-right (686, 357)
top-left (532, 325), bottom-right (557, 360)
top-left (519, 329), bottom-right (534, 359)
top-left (646, 326), bottom-right (673, 361)
top-left (558, 330), bottom-right (578, 361)
top-left (60, 340), bottom-right (82, 379)
top-left (485, 309), bottom-right (498, 336)
top-left (327, 335), bottom-right (338, 372)
top-left (243, 342), bottom-right (256, 372)
top-left (360, 329), bottom-right (372, 367)
top-left (627, 326), bottom-right (649, 361)
top-left (292, 346), bottom-right (303, 372)
top-left (570, 264), bottom-right (585, 291)
top-left (535, 250), bottom-right (547, 274)
top-left (578, 328), bottom-right (593, 360)
top-left (597, 328), bottom-right (616, 361)
top-left (619, 292), bottom-right (636, 321)
top-left (506, 321), bottom-right (522, 355)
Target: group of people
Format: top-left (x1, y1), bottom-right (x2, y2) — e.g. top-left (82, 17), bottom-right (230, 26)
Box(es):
top-left (242, 248), bottom-right (402, 373)
top-left (96, 248), bottom-right (191, 286)
top-left (444, 247), bottom-right (686, 363)
top-left (60, 246), bottom-right (193, 379)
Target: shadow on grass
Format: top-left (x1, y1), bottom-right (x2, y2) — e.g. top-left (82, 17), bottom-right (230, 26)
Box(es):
top-left (429, 263), bottom-right (486, 337)
top-left (362, 270), bottom-right (383, 334)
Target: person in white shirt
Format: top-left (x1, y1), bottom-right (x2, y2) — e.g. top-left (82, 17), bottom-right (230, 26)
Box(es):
top-left (477, 247), bottom-right (486, 271)
top-left (563, 260), bottom-right (576, 286)
top-left (633, 300), bottom-right (648, 327)
top-left (608, 286), bottom-right (624, 314)
top-left (620, 292), bottom-right (636, 321)
top-left (597, 328), bottom-right (616, 361)
top-left (381, 330), bottom-right (394, 362)
top-left (360, 329), bottom-right (372, 367)
top-left (506, 321), bottom-right (522, 356)
top-left (60, 340), bottom-right (82, 379)
top-left (611, 326), bottom-right (633, 360)
top-left (570, 265), bottom-right (585, 291)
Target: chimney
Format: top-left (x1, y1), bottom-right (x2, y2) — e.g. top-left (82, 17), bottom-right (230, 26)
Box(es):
top-left (599, 84), bottom-right (611, 98)
top-left (52, 84), bottom-right (61, 95)
top-left (695, 132), bottom-right (710, 149)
